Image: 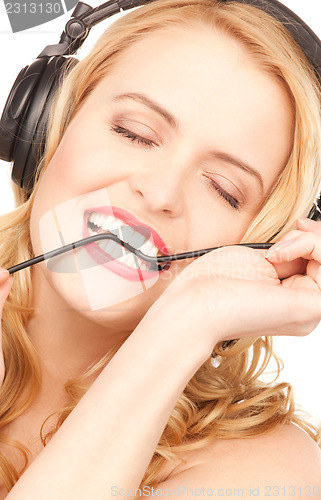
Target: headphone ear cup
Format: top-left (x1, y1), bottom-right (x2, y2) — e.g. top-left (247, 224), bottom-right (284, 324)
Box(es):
top-left (0, 57), bottom-right (48, 165)
top-left (307, 198), bottom-right (321, 221)
top-left (15, 56), bottom-right (79, 192)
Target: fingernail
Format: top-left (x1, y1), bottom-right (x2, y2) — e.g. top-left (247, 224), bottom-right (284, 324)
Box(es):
top-left (266, 239), bottom-right (296, 259)
top-left (297, 217), bottom-right (318, 228)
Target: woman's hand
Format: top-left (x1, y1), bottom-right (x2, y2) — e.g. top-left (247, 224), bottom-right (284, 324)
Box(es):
top-left (142, 219), bottom-right (321, 358)
top-left (0, 269), bottom-right (13, 385)
top-left (264, 217), bottom-right (321, 287)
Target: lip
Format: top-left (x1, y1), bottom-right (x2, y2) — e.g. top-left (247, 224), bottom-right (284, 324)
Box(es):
top-left (82, 206), bottom-right (170, 282)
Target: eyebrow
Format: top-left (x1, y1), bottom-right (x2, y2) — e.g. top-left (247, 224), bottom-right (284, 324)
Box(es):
top-left (112, 92), bottom-right (265, 194)
top-left (207, 151), bottom-right (265, 195)
top-left (113, 92), bottom-right (178, 129)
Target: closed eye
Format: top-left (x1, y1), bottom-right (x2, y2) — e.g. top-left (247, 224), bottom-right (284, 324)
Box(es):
top-left (204, 177), bottom-right (240, 210)
top-left (110, 125), bottom-right (157, 147)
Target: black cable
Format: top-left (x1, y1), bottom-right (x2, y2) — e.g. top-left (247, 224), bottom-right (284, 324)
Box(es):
top-left (7, 231), bottom-right (273, 275)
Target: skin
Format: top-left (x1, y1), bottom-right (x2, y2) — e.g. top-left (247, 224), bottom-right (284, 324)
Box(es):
top-left (28, 25), bottom-right (293, 379)
top-left (6, 26), bottom-right (321, 495)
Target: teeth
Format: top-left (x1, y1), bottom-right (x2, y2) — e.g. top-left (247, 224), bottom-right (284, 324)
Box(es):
top-left (89, 213), bottom-right (97, 225)
top-left (139, 261), bottom-right (151, 272)
top-left (118, 253), bottom-right (137, 267)
top-left (89, 212), bottom-right (119, 230)
top-left (96, 214), bottom-right (102, 227)
top-left (98, 240), bottom-right (123, 259)
top-left (101, 216), bottom-right (115, 231)
top-left (98, 240), bottom-right (112, 252)
top-left (87, 211), bottom-right (161, 257)
top-left (118, 226), bottom-right (135, 242)
top-left (139, 239), bottom-right (158, 256)
top-left (95, 243), bottom-right (152, 272)
top-left (86, 212), bottom-right (161, 271)
top-left (128, 231), bottom-right (148, 249)
top-left (118, 252), bottom-right (146, 270)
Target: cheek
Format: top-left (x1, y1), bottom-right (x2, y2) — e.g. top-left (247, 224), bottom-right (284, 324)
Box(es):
top-left (45, 125), bottom-right (139, 196)
top-left (29, 121), bottom-right (127, 252)
top-left (186, 207), bottom-right (254, 252)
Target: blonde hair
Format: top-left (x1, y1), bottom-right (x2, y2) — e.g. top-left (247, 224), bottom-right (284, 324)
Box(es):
top-left (1, 0), bottom-right (321, 492)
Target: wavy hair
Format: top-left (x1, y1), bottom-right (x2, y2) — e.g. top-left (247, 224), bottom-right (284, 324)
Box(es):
top-left (0, 0), bottom-right (321, 492)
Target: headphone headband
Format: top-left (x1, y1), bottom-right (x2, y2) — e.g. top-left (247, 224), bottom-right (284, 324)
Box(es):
top-left (225, 0), bottom-right (321, 79)
top-left (36, 0), bottom-right (321, 78)
top-left (1, 0), bottom-right (321, 219)
top-left (37, 0), bottom-right (153, 59)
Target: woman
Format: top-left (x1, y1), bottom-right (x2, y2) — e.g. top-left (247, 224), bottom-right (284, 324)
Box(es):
top-left (0, 0), bottom-right (321, 497)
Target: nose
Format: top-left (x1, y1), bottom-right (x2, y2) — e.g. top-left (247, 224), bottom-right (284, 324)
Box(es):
top-left (128, 158), bottom-right (188, 217)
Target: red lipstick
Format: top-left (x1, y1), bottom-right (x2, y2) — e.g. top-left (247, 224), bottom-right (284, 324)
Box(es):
top-left (82, 206), bottom-right (170, 281)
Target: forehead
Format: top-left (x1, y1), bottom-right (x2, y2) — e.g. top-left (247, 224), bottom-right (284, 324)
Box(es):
top-left (100, 25), bottom-right (261, 100)
top-left (95, 24), bottom-right (286, 106)
top-left (83, 26), bottom-right (294, 195)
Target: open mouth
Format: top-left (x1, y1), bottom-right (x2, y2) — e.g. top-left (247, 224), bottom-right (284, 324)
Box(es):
top-left (83, 210), bottom-right (164, 274)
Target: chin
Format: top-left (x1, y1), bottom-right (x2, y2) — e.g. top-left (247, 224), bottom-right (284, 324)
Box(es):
top-left (40, 260), bottom-right (166, 327)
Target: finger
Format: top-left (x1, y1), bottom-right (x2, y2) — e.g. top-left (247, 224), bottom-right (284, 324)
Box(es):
top-left (280, 273), bottom-right (320, 291)
top-left (0, 269), bottom-right (9, 282)
top-left (269, 228), bottom-right (302, 245)
top-left (264, 219), bottom-right (321, 277)
top-left (264, 232), bottom-right (321, 290)
top-left (266, 256), bottom-right (307, 280)
top-left (266, 218), bottom-right (321, 250)
top-left (296, 218), bottom-right (321, 286)
top-left (265, 232), bottom-right (321, 264)
top-left (221, 280), bottom-right (321, 339)
top-left (306, 259), bottom-right (321, 287)
top-left (296, 217), bottom-right (321, 233)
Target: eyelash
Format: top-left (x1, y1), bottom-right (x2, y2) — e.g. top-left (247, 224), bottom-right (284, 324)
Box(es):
top-left (206, 179), bottom-right (240, 211)
top-left (110, 125), bottom-right (240, 210)
top-left (110, 125), bottom-right (156, 147)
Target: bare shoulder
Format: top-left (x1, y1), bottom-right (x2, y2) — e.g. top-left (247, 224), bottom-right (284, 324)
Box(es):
top-left (151, 423), bottom-right (321, 499)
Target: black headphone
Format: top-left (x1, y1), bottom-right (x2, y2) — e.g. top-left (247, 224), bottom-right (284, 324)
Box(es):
top-left (1, 0), bottom-right (321, 218)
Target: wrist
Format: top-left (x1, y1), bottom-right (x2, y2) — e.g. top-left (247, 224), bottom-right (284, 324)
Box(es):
top-left (137, 291), bottom-right (220, 367)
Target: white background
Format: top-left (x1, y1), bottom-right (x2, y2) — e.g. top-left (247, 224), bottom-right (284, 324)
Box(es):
top-left (0, 2), bottom-right (320, 427)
